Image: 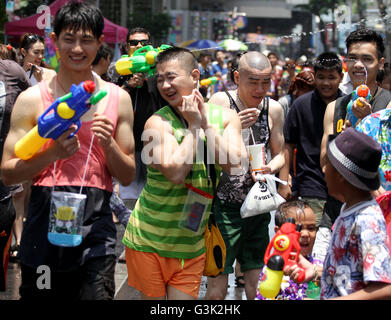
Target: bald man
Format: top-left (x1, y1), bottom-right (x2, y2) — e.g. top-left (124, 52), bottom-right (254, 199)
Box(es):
top-left (205, 51), bottom-right (285, 300)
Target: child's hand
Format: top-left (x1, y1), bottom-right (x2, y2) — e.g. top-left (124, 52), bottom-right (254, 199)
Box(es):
top-left (284, 254), bottom-right (315, 283)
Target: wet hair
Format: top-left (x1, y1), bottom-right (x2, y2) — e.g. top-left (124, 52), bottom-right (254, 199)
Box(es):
top-left (346, 28), bottom-right (385, 59)
top-left (313, 52), bottom-right (342, 74)
top-left (20, 33), bottom-right (44, 52)
top-left (127, 27), bottom-right (151, 40)
top-left (53, 1), bottom-right (104, 39)
top-left (275, 200), bottom-right (311, 227)
top-left (0, 44), bottom-right (17, 61)
top-left (156, 46), bottom-right (198, 73)
top-left (92, 43), bottom-right (113, 66)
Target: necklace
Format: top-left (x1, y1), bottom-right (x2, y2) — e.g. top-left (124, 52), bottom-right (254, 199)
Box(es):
top-left (236, 90), bottom-right (263, 111)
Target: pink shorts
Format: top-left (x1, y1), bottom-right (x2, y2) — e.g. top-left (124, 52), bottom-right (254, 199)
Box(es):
top-left (125, 247), bottom-right (206, 298)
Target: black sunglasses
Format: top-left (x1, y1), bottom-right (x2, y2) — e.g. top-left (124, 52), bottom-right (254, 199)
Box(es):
top-left (127, 39), bottom-right (151, 46)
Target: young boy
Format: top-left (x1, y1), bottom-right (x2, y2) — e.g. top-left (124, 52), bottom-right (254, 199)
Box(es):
top-left (280, 52), bottom-right (343, 225)
top-left (1, 2), bottom-right (135, 300)
top-left (256, 200), bottom-right (320, 300)
top-left (287, 128), bottom-right (391, 299)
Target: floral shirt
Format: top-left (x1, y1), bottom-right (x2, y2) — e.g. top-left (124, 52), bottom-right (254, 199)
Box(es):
top-left (356, 109), bottom-right (391, 190)
top-left (321, 200), bottom-right (391, 299)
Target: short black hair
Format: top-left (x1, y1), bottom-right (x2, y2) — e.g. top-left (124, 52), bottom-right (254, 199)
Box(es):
top-left (313, 52), bottom-right (342, 74)
top-left (346, 28), bottom-right (385, 59)
top-left (53, 1), bottom-right (104, 39)
top-left (275, 200), bottom-right (311, 227)
top-left (127, 27), bottom-right (151, 40)
top-left (92, 43), bottom-right (113, 66)
top-left (156, 46), bottom-right (198, 73)
top-left (20, 33), bottom-right (44, 51)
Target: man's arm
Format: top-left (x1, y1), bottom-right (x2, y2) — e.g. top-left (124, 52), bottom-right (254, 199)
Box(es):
top-left (141, 93), bottom-right (202, 185)
top-left (207, 91), bottom-right (248, 174)
top-left (1, 87), bottom-right (80, 185)
top-left (265, 100), bottom-right (285, 174)
top-left (320, 101), bottom-right (336, 168)
top-left (91, 89), bottom-right (136, 186)
top-left (277, 143), bottom-right (295, 199)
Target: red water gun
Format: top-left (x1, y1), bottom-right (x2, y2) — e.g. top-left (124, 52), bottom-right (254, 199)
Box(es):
top-left (263, 217), bottom-right (306, 282)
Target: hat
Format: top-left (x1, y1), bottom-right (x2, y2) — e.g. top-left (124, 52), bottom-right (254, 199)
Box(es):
top-left (326, 128), bottom-right (382, 191)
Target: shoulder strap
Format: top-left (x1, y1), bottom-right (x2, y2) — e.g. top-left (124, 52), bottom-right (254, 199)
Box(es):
top-left (225, 91), bottom-right (241, 113)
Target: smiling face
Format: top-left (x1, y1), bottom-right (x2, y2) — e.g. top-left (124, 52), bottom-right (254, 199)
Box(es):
top-left (346, 41), bottom-right (385, 88)
top-left (52, 28), bottom-right (103, 73)
top-left (284, 206), bottom-right (317, 257)
top-left (156, 58), bottom-right (199, 108)
top-left (314, 69), bottom-right (342, 103)
top-left (234, 66), bottom-right (272, 107)
top-left (21, 41), bottom-right (45, 69)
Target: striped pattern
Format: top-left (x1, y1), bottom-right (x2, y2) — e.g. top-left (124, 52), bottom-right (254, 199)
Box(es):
top-left (123, 104), bottom-right (223, 259)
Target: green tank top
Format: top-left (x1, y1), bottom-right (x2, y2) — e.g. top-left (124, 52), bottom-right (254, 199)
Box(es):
top-left (122, 103), bottom-right (223, 259)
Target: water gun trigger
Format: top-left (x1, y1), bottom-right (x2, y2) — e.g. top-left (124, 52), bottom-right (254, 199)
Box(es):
top-left (67, 120), bottom-right (82, 139)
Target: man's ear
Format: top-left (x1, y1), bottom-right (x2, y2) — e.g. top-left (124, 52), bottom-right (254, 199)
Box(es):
top-left (191, 68), bottom-right (200, 83)
top-left (97, 34), bottom-right (104, 49)
top-left (233, 70), bottom-right (239, 84)
top-left (379, 56), bottom-right (386, 71)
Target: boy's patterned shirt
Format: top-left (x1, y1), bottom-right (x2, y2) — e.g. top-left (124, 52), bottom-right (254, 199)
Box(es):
top-left (321, 200), bottom-right (391, 299)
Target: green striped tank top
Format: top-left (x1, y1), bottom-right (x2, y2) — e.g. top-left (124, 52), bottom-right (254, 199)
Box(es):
top-left (122, 103), bottom-right (223, 259)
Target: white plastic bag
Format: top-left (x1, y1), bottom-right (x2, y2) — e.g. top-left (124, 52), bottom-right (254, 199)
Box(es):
top-left (240, 174), bottom-right (286, 218)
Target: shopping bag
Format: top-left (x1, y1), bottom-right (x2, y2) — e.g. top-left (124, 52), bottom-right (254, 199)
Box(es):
top-left (240, 174), bottom-right (286, 218)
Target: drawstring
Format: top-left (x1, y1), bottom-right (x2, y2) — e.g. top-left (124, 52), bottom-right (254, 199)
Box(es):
top-left (180, 258), bottom-right (184, 269)
top-left (80, 134), bottom-right (95, 194)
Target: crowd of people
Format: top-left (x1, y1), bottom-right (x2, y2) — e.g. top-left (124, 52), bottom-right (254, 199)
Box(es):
top-left (0, 0), bottom-right (391, 301)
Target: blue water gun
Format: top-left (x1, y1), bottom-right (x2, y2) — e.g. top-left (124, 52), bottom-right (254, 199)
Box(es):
top-left (346, 84), bottom-right (371, 127)
top-left (14, 80), bottom-right (107, 160)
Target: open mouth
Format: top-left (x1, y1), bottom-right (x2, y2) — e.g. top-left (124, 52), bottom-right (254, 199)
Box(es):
top-left (69, 56), bottom-right (86, 63)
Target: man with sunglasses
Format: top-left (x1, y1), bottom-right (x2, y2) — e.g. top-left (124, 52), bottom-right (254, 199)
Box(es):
top-left (108, 28), bottom-right (168, 211)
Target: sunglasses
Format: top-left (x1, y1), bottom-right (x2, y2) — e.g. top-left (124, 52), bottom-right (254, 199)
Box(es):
top-left (127, 39), bottom-right (151, 46)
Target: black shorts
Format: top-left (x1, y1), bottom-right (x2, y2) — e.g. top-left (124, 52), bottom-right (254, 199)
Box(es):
top-left (19, 254), bottom-right (116, 300)
top-left (0, 197), bottom-right (16, 291)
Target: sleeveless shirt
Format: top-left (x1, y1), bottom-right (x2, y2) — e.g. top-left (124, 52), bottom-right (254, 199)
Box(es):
top-left (216, 92), bottom-right (271, 204)
top-left (333, 88), bottom-right (391, 135)
top-left (122, 104), bottom-right (223, 259)
top-left (32, 80), bottom-right (119, 192)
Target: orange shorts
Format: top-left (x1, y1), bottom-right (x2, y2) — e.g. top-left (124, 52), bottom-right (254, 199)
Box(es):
top-left (125, 247), bottom-right (206, 298)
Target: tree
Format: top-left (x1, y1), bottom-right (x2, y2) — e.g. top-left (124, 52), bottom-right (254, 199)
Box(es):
top-left (13, 0), bottom-right (55, 18)
top-left (129, 12), bottom-right (172, 45)
top-left (295, 0), bottom-right (344, 52)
